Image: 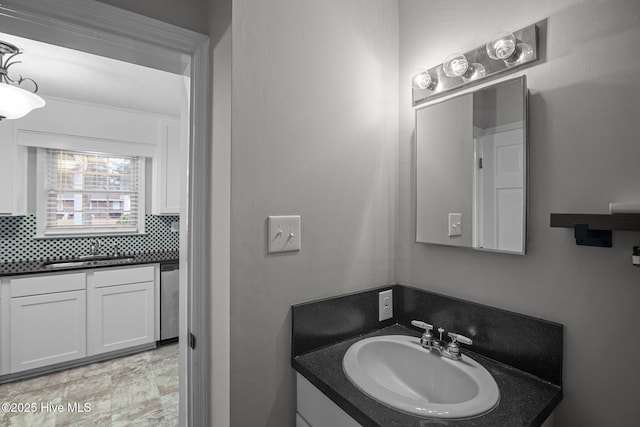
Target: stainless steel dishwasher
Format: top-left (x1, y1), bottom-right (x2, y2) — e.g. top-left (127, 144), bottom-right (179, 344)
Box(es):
top-left (160, 262), bottom-right (179, 343)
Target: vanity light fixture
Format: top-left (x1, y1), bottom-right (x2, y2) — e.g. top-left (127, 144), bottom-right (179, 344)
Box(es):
top-left (0, 41), bottom-right (45, 120)
top-left (412, 21), bottom-right (542, 106)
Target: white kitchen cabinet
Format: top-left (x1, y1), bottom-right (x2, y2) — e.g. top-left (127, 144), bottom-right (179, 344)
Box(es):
top-left (1, 264), bottom-right (159, 377)
top-left (0, 121), bottom-right (28, 215)
top-left (297, 373), bottom-right (361, 427)
top-left (87, 265), bottom-right (157, 355)
top-left (8, 272), bottom-right (87, 373)
top-left (152, 119), bottom-right (183, 214)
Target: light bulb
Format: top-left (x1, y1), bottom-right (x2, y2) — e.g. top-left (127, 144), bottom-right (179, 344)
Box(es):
top-left (443, 54), bottom-right (486, 82)
top-left (506, 42), bottom-right (535, 67)
top-left (443, 53), bottom-right (469, 78)
top-left (412, 71), bottom-right (437, 90)
top-left (486, 31), bottom-right (534, 66)
top-left (462, 63), bottom-right (486, 82)
top-left (486, 31), bottom-right (516, 60)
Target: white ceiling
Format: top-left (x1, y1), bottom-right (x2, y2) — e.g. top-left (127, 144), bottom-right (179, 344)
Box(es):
top-left (0, 32), bottom-right (187, 117)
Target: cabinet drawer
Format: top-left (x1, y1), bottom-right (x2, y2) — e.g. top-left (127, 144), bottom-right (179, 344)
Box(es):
top-left (10, 273), bottom-right (86, 298)
top-left (92, 265), bottom-right (155, 288)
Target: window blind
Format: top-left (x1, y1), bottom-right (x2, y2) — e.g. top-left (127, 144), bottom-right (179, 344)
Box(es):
top-left (44, 149), bottom-right (142, 235)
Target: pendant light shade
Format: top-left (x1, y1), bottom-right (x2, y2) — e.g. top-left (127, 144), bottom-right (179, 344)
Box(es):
top-left (0, 82), bottom-right (45, 119)
top-left (0, 41), bottom-right (45, 120)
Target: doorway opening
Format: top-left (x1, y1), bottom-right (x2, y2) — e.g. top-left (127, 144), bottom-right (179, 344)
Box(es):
top-left (0, 1), bottom-right (211, 425)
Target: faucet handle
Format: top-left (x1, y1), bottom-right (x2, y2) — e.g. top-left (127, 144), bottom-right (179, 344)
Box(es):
top-left (447, 332), bottom-right (473, 345)
top-left (412, 320), bottom-right (435, 347)
top-left (411, 320), bottom-right (433, 332)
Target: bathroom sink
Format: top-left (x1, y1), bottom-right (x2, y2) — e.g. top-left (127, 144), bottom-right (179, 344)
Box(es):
top-left (342, 335), bottom-right (500, 419)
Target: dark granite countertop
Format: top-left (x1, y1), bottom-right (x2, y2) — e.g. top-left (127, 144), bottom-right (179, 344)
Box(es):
top-left (292, 324), bottom-right (562, 427)
top-left (0, 251), bottom-right (179, 277)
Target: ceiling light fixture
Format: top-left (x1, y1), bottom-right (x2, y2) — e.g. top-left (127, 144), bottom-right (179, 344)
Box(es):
top-left (0, 41), bottom-right (45, 120)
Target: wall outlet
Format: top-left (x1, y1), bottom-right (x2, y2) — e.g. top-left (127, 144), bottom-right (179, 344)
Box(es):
top-left (378, 289), bottom-right (393, 321)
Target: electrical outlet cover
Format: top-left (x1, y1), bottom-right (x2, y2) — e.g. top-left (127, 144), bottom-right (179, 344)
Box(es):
top-left (378, 289), bottom-right (393, 321)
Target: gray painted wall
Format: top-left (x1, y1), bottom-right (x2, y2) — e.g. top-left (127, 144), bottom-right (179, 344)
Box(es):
top-left (398, 1), bottom-right (640, 426)
top-left (230, 0), bottom-right (398, 425)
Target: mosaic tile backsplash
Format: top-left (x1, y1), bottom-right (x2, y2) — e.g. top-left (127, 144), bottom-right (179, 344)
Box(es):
top-left (0, 215), bottom-right (179, 263)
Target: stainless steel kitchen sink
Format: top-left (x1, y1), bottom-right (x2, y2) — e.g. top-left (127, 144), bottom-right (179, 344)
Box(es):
top-left (42, 255), bottom-right (135, 269)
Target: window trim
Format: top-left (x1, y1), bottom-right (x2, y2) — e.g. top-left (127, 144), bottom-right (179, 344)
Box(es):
top-left (35, 148), bottom-right (146, 238)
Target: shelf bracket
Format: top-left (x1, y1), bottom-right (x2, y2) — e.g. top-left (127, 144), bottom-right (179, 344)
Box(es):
top-left (574, 224), bottom-right (612, 248)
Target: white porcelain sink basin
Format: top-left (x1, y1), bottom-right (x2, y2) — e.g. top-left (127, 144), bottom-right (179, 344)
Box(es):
top-left (342, 335), bottom-right (500, 419)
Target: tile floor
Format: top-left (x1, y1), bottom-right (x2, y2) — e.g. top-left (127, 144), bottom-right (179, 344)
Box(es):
top-left (0, 343), bottom-right (179, 426)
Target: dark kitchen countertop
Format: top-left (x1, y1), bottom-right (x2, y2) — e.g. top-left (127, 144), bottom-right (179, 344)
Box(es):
top-left (292, 324), bottom-right (562, 427)
top-left (0, 251), bottom-right (179, 276)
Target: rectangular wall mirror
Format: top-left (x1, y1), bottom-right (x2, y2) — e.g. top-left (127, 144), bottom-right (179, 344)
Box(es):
top-left (415, 76), bottom-right (528, 254)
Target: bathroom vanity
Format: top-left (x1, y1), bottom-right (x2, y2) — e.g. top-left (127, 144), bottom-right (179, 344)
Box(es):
top-left (291, 285), bottom-right (562, 426)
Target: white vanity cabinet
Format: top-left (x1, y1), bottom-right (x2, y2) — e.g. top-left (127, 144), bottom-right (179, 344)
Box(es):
top-left (87, 265), bottom-right (158, 355)
top-left (5, 272), bottom-right (86, 373)
top-left (296, 374), bottom-right (361, 427)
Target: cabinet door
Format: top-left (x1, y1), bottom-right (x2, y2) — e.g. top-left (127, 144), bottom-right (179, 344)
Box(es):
top-left (152, 119), bottom-right (182, 214)
top-left (10, 290), bottom-right (86, 373)
top-left (87, 281), bottom-right (155, 355)
top-left (0, 121), bottom-right (13, 214)
top-left (0, 121), bottom-right (28, 215)
top-left (297, 374), bottom-right (361, 427)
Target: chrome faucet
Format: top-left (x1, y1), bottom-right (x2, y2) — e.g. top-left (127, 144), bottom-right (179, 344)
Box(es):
top-left (88, 238), bottom-right (101, 255)
top-left (411, 320), bottom-right (473, 361)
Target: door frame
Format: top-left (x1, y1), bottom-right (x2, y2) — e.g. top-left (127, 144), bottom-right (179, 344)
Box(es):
top-left (0, 1), bottom-right (214, 425)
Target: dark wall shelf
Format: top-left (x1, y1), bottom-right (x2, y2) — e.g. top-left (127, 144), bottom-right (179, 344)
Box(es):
top-left (550, 214), bottom-right (640, 231)
top-left (550, 213), bottom-right (640, 247)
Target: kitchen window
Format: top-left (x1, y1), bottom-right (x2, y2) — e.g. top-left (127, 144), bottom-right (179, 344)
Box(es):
top-left (36, 149), bottom-right (145, 237)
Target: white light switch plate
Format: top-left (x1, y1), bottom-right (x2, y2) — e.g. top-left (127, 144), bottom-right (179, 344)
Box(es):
top-left (268, 215), bottom-right (301, 253)
top-left (448, 213), bottom-right (462, 237)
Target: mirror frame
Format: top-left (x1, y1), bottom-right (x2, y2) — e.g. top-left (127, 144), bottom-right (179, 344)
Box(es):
top-left (414, 75), bottom-right (528, 254)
